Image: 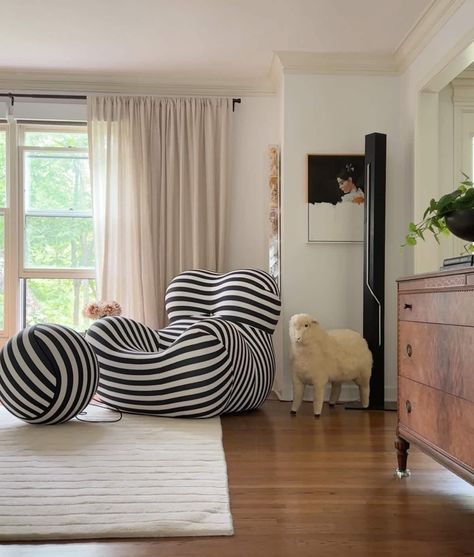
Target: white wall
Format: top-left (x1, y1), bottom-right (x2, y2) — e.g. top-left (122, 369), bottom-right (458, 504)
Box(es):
top-left (280, 73), bottom-right (405, 401)
top-left (401, 1), bottom-right (474, 273)
top-left (225, 95), bottom-right (284, 396)
top-left (439, 84), bottom-right (454, 195)
top-left (438, 83), bottom-right (464, 262)
top-left (225, 96), bottom-right (278, 270)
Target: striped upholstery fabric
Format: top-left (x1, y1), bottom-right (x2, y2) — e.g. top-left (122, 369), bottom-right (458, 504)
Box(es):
top-left (0, 324), bottom-right (99, 424)
top-left (165, 269), bottom-right (280, 333)
top-left (85, 269), bottom-right (281, 418)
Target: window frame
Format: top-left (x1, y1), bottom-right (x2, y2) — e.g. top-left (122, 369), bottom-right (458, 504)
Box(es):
top-left (472, 134), bottom-right (474, 177)
top-left (0, 123), bottom-right (10, 337)
top-left (18, 123), bottom-right (95, 281)
top-left (0, 121), bottom-right (95, 340)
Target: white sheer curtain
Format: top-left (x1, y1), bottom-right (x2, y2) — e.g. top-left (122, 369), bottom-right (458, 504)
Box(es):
top-left (88, 96), bottom-right (232, 328)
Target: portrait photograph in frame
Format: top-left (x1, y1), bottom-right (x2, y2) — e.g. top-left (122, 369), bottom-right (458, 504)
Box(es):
top-left (307, 154), bottom-right (365, 243)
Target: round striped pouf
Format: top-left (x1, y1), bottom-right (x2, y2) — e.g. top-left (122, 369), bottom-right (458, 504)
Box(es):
top-left (0, 324), bottom-right (99, 424)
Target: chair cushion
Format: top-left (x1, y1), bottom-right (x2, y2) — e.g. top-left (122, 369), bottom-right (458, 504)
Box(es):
top-left (0, 324), bottom-right (99, 424)
top-left (165, 269), bottom-right (280, 333)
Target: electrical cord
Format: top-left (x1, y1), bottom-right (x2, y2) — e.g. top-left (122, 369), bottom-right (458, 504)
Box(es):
top-left (75, 401), bottom-right (123, 423)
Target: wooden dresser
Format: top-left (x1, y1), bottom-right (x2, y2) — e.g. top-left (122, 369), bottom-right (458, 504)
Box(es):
top-left (396, 267), bottom-right (474, 484)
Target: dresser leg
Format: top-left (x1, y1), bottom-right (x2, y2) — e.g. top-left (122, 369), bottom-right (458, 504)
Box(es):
top-left (395, 436), bottom-right (411, 478)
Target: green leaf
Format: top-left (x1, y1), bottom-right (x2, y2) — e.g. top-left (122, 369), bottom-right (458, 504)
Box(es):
top-left (422, 206), bottom-right (431, 219)
top-left (436, 192), bottom-right (458, 215)
top-left (460, 172), bottom-right (473, 186)
top-left (403, 174), bottom-right (474, 250)
top-left (453, 188), bottom-right (474, 210)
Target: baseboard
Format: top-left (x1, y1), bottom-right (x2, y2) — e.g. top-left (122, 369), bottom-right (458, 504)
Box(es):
top-left (266, 391), bottom-right (280, 401)
top-left (271, 384), bottom-right (397, 403)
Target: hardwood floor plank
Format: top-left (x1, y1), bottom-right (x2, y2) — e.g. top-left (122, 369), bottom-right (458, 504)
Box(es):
top-left (0, 400), bottom-right (472, 557)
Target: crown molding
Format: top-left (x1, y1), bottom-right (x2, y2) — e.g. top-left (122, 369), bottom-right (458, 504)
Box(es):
top-left (269, 54), bottom-right (284, 90)
top-left (452, 77), bottom-right (474, 104)
top-left (0, 69), bottom-right (276, 97)
top-left (271, 2), bottom-right (466, 79)
top-left (457, 64), bottom-right (474, 79)
top-left (419, 27), bottom-right (474, 92)
top-left (274, 51), bottom-right (398, 76)
top-left (394, 0), bottom-right (465, 72)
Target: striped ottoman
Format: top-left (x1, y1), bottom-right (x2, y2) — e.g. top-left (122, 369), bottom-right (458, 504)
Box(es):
top-left (0, 324), bottom-right (99, 424)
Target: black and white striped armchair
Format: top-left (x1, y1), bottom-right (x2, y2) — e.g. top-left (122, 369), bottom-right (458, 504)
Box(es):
top-left (85, 269), bottom-right (281, 418)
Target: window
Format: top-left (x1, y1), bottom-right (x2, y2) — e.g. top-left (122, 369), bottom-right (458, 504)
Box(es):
top-left (19, 125), bottom-right (95, 330)
top-left (0, 123), bottom-right (95, 339)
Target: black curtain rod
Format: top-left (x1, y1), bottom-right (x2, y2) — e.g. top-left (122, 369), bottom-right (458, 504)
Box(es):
top-left (0, 93), bottom-right (86, 102)
top-left (0, 92), bottom-right (242, 111)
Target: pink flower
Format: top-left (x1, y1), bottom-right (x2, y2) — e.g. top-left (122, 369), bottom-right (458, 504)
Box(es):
top-left (83, 301), bottom-right (122, 320)
top-left (83, 303), bottom-right (102, 320)
top-left (100, 301), bottom-right (122, 317)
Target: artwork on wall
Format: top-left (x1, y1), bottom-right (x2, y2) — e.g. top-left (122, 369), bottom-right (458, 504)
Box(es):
top-left (307, 154), bottom-right (365, 243)
top-left (268, 145), bottom-right (280, 288)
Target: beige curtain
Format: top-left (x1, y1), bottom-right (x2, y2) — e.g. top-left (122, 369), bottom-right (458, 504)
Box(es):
top-left (87, 96), bottom-right (232, 329)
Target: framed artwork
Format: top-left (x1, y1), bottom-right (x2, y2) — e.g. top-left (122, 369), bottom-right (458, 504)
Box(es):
top-left (268, 145), bottom-right (280, 288)
top-left (307, 154), bottom-right (365, 243)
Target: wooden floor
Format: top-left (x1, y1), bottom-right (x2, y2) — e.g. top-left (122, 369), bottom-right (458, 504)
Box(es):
top-left (1, 400), bottom-right (473, 557)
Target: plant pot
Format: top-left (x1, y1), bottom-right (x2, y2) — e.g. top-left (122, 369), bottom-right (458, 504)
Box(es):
top-left (444, 209), bottom-right (474, 242)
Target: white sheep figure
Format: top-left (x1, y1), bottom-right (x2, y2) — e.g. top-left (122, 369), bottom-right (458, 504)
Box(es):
top-left (289, 313), bottom-right (373, 417)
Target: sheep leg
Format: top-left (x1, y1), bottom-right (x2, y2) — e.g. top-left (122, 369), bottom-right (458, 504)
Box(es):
top-left (355, 376), bottom-right (371, 408)
top-left (290, 376), bottom-right (305, 414)
top-left (312, 383), bottom-right (325, 417)
top-left (329, 382), bottom-right (342, 407)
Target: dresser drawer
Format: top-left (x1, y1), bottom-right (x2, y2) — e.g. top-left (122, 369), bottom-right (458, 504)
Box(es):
top-left (398, 321), bottom-right (474, 402)
top-left (398, 376), bottom-right (474, 469)
top-left (399, 290), bottom-right (474, 326)
top-left (398, 274), bottom-right (466, 292)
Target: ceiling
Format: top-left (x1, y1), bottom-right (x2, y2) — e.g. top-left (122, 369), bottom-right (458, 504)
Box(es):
top-left (0, 0), bottom-right (438, 84)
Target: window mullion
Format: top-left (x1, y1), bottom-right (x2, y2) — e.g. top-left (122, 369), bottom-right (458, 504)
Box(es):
top-left (3, 122), bottom-right (21, 338)
top-left (21, 268), bottom-right (95, 280)
top-left (20, 146), bottom-right (87, 154)
top-left (25, 210), bottom-right (92, 218)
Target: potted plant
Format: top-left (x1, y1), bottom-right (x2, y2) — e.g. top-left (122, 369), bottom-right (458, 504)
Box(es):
top-left (405, 173), bottom-right (474, 253)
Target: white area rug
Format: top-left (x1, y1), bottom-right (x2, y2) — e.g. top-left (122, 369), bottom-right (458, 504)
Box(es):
top-left (0, 405), bottom-right (233, 540)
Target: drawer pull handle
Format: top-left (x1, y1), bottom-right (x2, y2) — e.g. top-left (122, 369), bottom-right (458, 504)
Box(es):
top-left (405, 400), bottom-right (412, 414)
top-left (404, 303), bottom-right (413, 310)
top-left (406, 344), bottom-right (412, 357)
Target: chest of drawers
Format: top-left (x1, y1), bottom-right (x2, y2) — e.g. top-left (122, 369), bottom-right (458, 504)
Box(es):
top-left (396, 268), bottom-right (474, 484)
